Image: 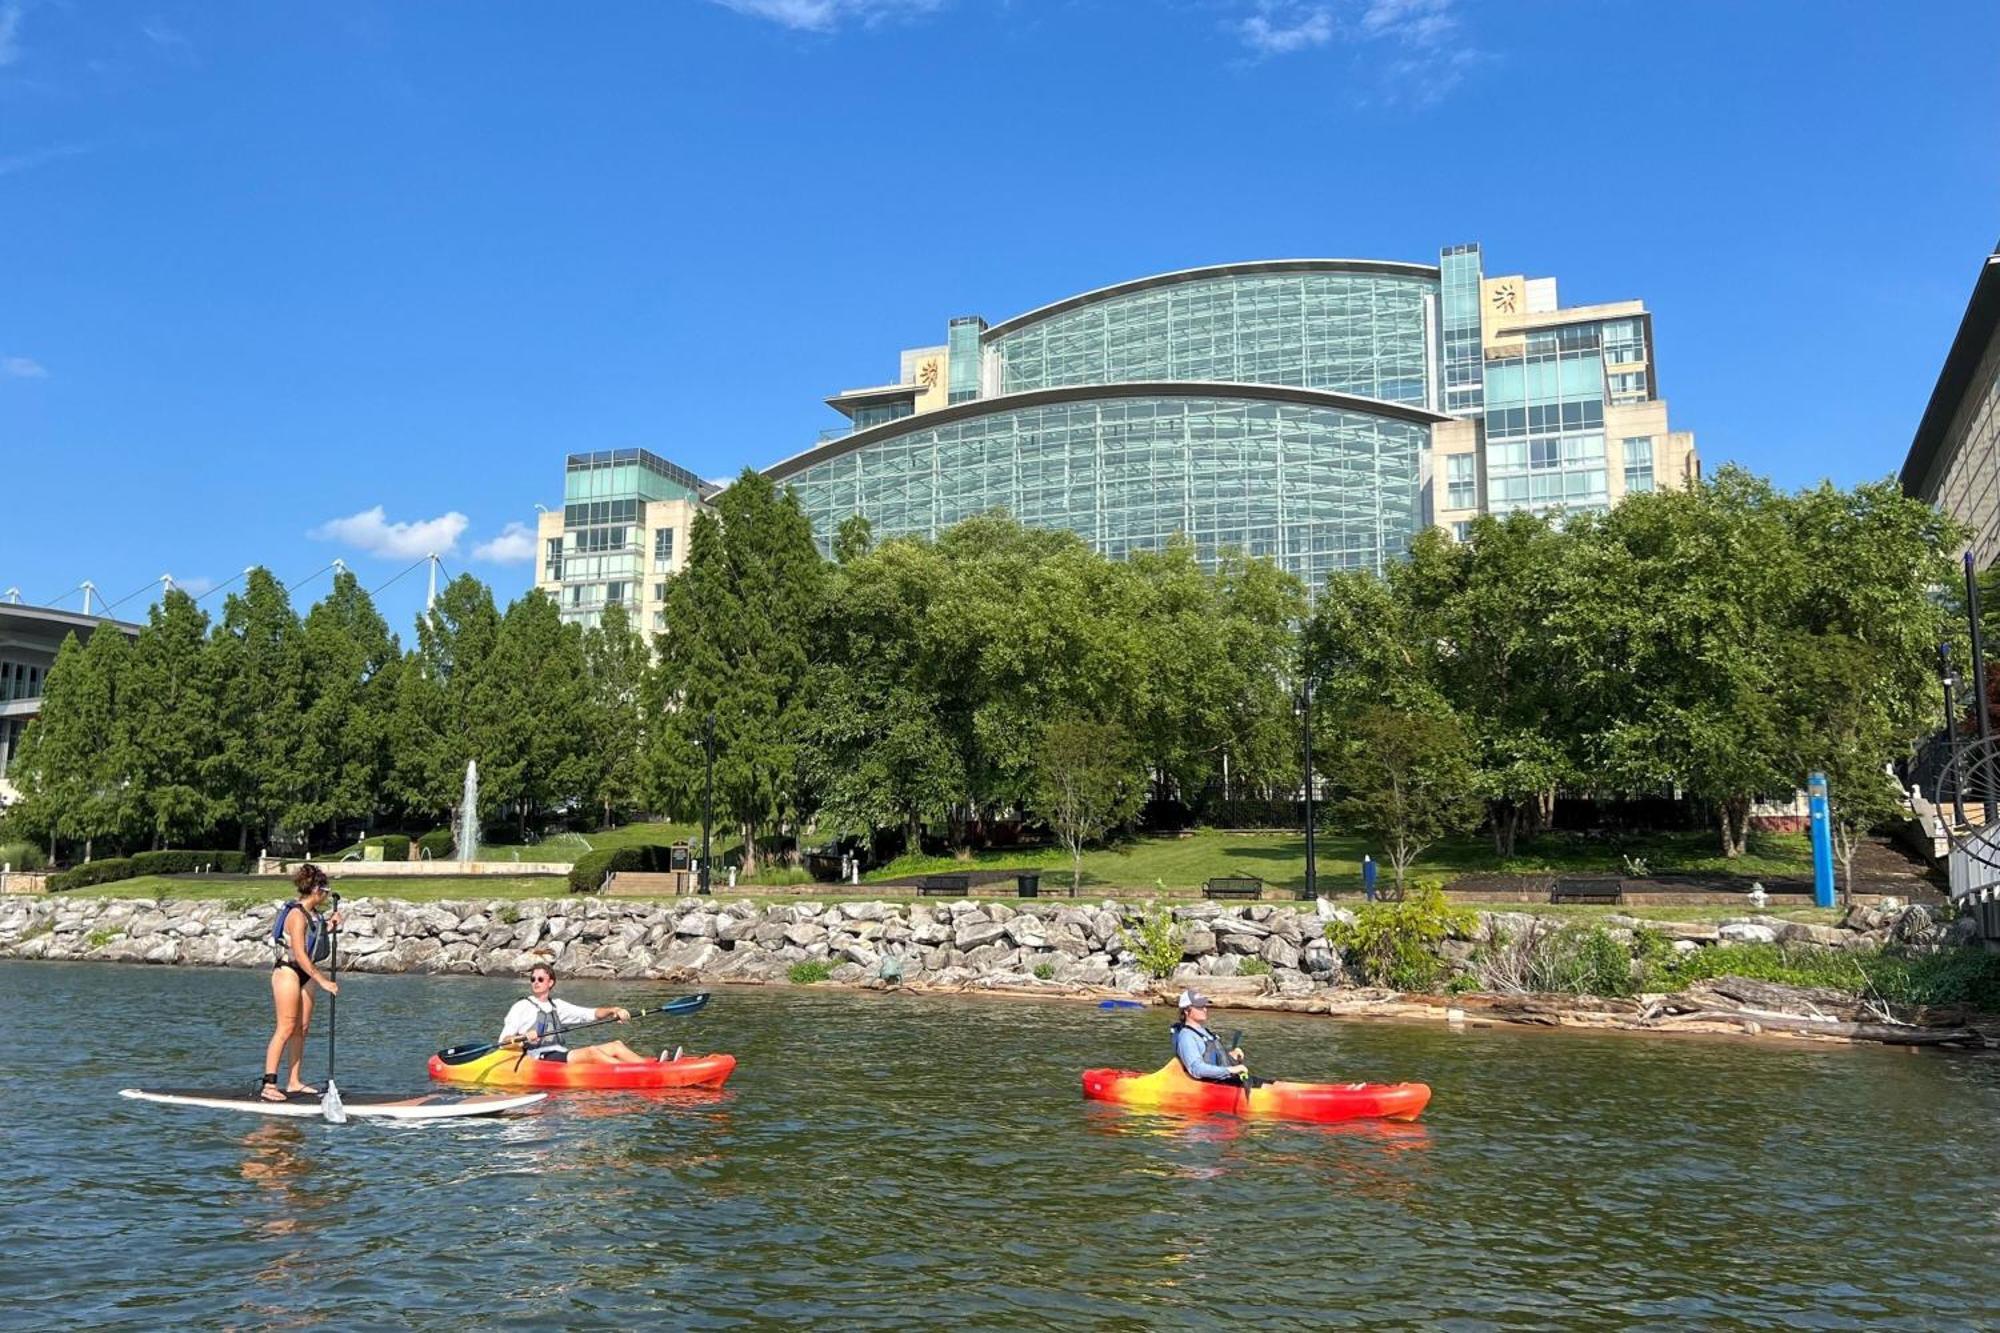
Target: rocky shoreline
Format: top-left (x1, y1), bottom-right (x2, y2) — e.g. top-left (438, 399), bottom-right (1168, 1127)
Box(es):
top-left (0, 893), bottom-right (1986, 1048)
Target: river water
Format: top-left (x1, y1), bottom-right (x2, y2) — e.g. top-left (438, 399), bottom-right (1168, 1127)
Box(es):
top-left (3, 960), bottom-right (1997, 1329)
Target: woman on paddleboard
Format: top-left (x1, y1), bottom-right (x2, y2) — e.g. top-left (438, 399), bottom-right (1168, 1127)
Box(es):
top-left (262, 864), bottom-right (340, 1102)
top-left (500, 964), bottom-right (663, 1065)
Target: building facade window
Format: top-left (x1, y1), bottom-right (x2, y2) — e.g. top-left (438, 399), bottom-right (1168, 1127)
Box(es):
top-left (654, 527), bottom-right (675, 566)
top-left (1623, 437), bottom-right (1655, 493)
top-left (653, 582), bottom-right (667, 602)
top-left (1451, 520), bottom-right (1473, 543)
top-left (989, 271), bottom-right (1434, 407)
top-left (1445, 453), bottom-right (1478, 510)
top-left (783, 392), bottom-right (1428, 587)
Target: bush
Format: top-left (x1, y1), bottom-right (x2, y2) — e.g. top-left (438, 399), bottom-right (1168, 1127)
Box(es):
top-left (1033, 962), bottom-right (1056, 980)
top-left (333, 834), bottom-right (410, 863)
top-left (87, 928), bottom-right (119, 949)
top-left (1326, 884), bottom-right (1476, 992)
top-left (1474, 920), bottom-right (1638, 997)
top-left (0, 841), bottom-right (47, 871)
top-left (130, 850), bottom-right (250, 877)
top-left (1237, 958), bottom-right (1273, 976)
top-left (417, 828), bottom-right (456, 860)
top-left (48, 858), bottom-right (139, 892)
top-left (565, 846), bottom-right (678, 892)
top-left (1122, 904), bottom-right (1185, 979)
top-left (788, 960), bottom-right (833, 985)
top-left (1644, 940), bottom-right (2000, 1011)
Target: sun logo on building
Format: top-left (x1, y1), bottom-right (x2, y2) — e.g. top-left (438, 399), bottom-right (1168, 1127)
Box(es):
top-left (919, 359), bottom-right (940, 387)
top-left (1490, 283), bottom-right (1519, 315)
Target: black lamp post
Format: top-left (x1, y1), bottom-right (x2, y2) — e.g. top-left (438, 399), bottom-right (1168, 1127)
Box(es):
top-left (1297, 674), bottom-right (1317, 899)
top-left (1942, 643), bottom-right (1967, 827)
top-left (700, 711), bottom-right (715, 896)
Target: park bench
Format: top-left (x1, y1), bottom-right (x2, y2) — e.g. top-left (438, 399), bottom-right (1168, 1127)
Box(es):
top-left (1551, 875), bottom-right (1622, 905)
top-left (1203, 875), bottom-right (1264, 901)
top-left (917, 874), bottom-right (972, 897)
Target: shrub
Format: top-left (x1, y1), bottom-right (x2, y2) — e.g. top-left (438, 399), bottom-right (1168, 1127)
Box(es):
top-left (130, 850), bottom-right (250, 877)
top-left (0, 841), bottom-right (47, 871)
top-left (568, 847), bottom-right (644, 893)
top-left (417, 828), bottom-right (456, 860)
top-left (1237, 957), bottom-right (1273, 976)
top-left (497, 905), bottom-right (522, 926)
top-left (87, 928), bottom-right (119, 949)
top-left (48, 858), bottom-right (139, 893)
top-left (1122, 904), bottom-right (1185, 979)
top-left (1032, 962), bottom-right (1056, 980)
top-left (1445, 973), bottom-right (1482, 995)
top-left (1474, 920), bottom-right (1636, 996)
top-left (1326, 885), bottom-right (1476, 992)
top-left (788, 960), bottom-right (833, 985)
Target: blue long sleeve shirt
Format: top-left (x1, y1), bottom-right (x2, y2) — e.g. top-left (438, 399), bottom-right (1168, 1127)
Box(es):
top-left (1173, 1022), bottom-right (1236, 1082)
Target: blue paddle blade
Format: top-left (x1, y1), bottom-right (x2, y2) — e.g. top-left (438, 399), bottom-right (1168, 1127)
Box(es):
top-left (659, 993), bottom-right (708, 1015)
top-left (1098, 999), bottom-right (1148, 1010)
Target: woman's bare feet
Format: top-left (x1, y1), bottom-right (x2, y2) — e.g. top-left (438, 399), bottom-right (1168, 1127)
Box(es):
top-left (259, 1082), bottom-right (289, 1102)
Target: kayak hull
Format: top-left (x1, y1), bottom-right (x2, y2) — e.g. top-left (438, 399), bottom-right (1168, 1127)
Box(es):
top-left (120, 1087), bottom-right (546, 1120)
top-left (427, 1049), bottom-right (737, 1090)
top-left (1081, 1061), bottom-right (1430, 1123)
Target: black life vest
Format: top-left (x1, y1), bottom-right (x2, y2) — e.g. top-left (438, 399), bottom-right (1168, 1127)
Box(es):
top-left (1169, 1020), bottom-right (1228, 1079)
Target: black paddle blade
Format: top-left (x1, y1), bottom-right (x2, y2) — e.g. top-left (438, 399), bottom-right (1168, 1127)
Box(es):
top-left (436, 1041), bottom-right (501, 1065)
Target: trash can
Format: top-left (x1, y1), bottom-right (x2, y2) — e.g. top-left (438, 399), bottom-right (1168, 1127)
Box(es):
top-left (1017, 872), bottom-right (1040, 898)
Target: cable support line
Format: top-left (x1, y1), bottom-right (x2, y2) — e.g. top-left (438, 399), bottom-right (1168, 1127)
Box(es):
top-left (98, 577), bottom-right (165, 615)
top-left (194, 569), bottom-right (250, 604)
top-left (285, 561), bottom-right (341, 595)
top-left (368, 554), bottom-right (431, 597)
top-left (35, 581), bottom-right (91, 612)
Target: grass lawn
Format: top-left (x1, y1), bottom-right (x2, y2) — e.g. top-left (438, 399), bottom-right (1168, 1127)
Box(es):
top-left (479, 820), bottom-right (702, 860)
top-left (93, 875), bottom-right (568, 904)
top-left (858, 828), bottom-right (1816, 894)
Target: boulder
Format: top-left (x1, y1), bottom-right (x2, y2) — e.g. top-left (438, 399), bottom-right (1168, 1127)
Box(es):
top-left (954, 920), bottom-right (1009, 951)
top-left (1181, 928), bottom-right (1217, 959)
top-left (1260, 936), bottom-right (1302, 970)
top-left (1717, 922), bottom-right (1777, 944)
top-left (783, 922), bottom-right (828, 948)
top-left (1775, 921), bottom-right (1847, 948)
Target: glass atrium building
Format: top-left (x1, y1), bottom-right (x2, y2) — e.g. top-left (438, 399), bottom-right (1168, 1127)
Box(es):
top-left (766, 247), bottom-right (1699, 590)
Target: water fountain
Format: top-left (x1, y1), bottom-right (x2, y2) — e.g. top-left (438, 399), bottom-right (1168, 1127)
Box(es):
top-left (455, 760), bottom-right (479, 865)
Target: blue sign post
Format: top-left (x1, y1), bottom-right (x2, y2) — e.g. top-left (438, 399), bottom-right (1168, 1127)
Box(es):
top-left (1807, 771), bottom-right (1835, 908)
top-left (1362, 855), bottom-right (1378, 903)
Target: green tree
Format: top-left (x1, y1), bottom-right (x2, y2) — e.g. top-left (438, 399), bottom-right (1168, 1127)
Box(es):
top-left (479, 590), bottom-right (591, 839)
top-left (6, 628), bottom-right (137, 861)
top-left (390, 575), bottom-right (501, 827)
top-left (583, 600), bottom-right (650, 829)
top-left (1327, 703), bottom-right (1480, 893)
top-left (290, 571), bottom-right (398, 843)
top-left (1033, 717), bottom-right (1145, 892)
top-left (124, 590), bottom-right (224, 849)
top-left (648, 470), bottom-right (823, 873)
top-left (210, 568), bottom-right (308, 853)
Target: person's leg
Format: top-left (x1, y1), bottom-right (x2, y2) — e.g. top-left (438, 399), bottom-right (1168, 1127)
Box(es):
top-left (569, 1041), bottom-right (647, 1064)
top-left (264, 969), bottom-right (301, 1100)
top-left (285, 982), bottom-right (318, 1092)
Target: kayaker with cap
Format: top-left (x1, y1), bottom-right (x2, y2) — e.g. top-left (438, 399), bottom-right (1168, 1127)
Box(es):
top-left (261, 864), bottom-right (340, 1102)
top-left (500, 964), bottom-right (657, 1065)
top-left (1171, 989), bottom-right (1249, 1084)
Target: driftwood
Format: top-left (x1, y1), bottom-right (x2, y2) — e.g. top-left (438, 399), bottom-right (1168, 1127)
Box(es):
top-left (1674, 976), bottom-right (1875, 1022)
top-left (1655, 1010), bottom-right (1978, 1046)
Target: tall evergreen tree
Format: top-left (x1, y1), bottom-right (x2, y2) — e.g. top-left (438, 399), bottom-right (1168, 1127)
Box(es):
top-left (648, 469), bottom-right (823, 873)
top-left (583, 600), bottom-right (649, 828)
top-left (125, 590), bottom-right (224, 849)
top-left (480, 589), bottom-right (591, 839)
top-left (8, 625), bottom-right (138, 860)
top-left (211, 568), bottom-right (308, 853)
top-left (390, 575), bottom-right (501, 827)
top-left (290, 571), bottom-right (398, 843)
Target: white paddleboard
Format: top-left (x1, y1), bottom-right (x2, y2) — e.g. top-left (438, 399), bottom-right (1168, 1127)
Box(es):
top-left (120, 1087), bottom-right (546, 1120)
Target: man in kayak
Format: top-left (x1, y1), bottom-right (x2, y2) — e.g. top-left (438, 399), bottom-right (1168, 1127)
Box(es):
top-left (500, 964), bottom-right (659, 1065)
top-left (1171, 990), bottom-right (1249, 1084)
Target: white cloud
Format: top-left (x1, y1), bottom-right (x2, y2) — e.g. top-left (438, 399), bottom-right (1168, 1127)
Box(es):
top-left (172, 575), bottom-right (217, 597)
top-left (309, 505), bottom-right (468, 560)
top-left (0, 143), bottom-right (95, 178)
top-left (140, 17), bottom-right (195, 60)
top-left (1232, 0), bottom-right (1486, 101)
top-left (1239, 5), bottom-right (1334, 55)
top-left (472, 521), bottom-right (536, 565)
top-left (708, 0), bottom-right (943, 33)
top-left (0, 4), bottom-right (24, 68)
top-left (2, 355), bottom-right (45, 379)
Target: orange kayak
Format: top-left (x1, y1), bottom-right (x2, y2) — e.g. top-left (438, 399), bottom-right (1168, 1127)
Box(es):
top-left (427, 1047), bottom-right (737, 1091)
top-left (1082, 1060), bottom-right (1430, 1122)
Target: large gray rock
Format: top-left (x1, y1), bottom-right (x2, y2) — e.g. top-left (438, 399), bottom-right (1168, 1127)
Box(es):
top-left (1718, 922), bottom-right (1778, 944)
top-left (675, 912), bottom-right (719, 939)
top-left (1181, 927), bottom-right (1216, 958)
top-left (954, 920), bottom-right (1008, 951)
top-left (661, 939), bottom-right (722, 973)
top-left (838, 940), bottom-right (881, 968)
top-left (1260, 936), bottom-right (1302, 970)
top-left (1775, 921), bottom-right (1846, 948)
top-left (783, 922), bottom-right (828, 948)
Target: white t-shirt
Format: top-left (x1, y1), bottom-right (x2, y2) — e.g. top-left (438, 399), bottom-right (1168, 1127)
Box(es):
top-left (500, 996), bottom-right (599, 1052)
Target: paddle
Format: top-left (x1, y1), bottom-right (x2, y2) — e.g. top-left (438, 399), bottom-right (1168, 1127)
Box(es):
top-left (1229, 1028), bottom-right (1251, 1110)
top-left (322, 893), bottom-right (346, 1124)
top-left (435, 994), bottom-right (711, 1066)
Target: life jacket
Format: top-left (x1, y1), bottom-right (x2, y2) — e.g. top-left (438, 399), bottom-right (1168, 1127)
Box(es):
top-left (1169, 1020), bottom-right (1228, 1080)
top-left (271, 901), bottom-right (331, 965)
top-left (523, 998), bottom-right (567, 1050)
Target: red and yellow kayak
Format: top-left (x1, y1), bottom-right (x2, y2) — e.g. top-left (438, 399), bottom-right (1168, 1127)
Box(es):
top-left (427, 1048), bottom-right (737, 1091)
top-left (1082, 1061), bottom-right (1430, 1123)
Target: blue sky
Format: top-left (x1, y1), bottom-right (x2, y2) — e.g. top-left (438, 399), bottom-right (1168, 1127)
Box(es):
top-left (2, 0), bottom-right (1996, 634)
